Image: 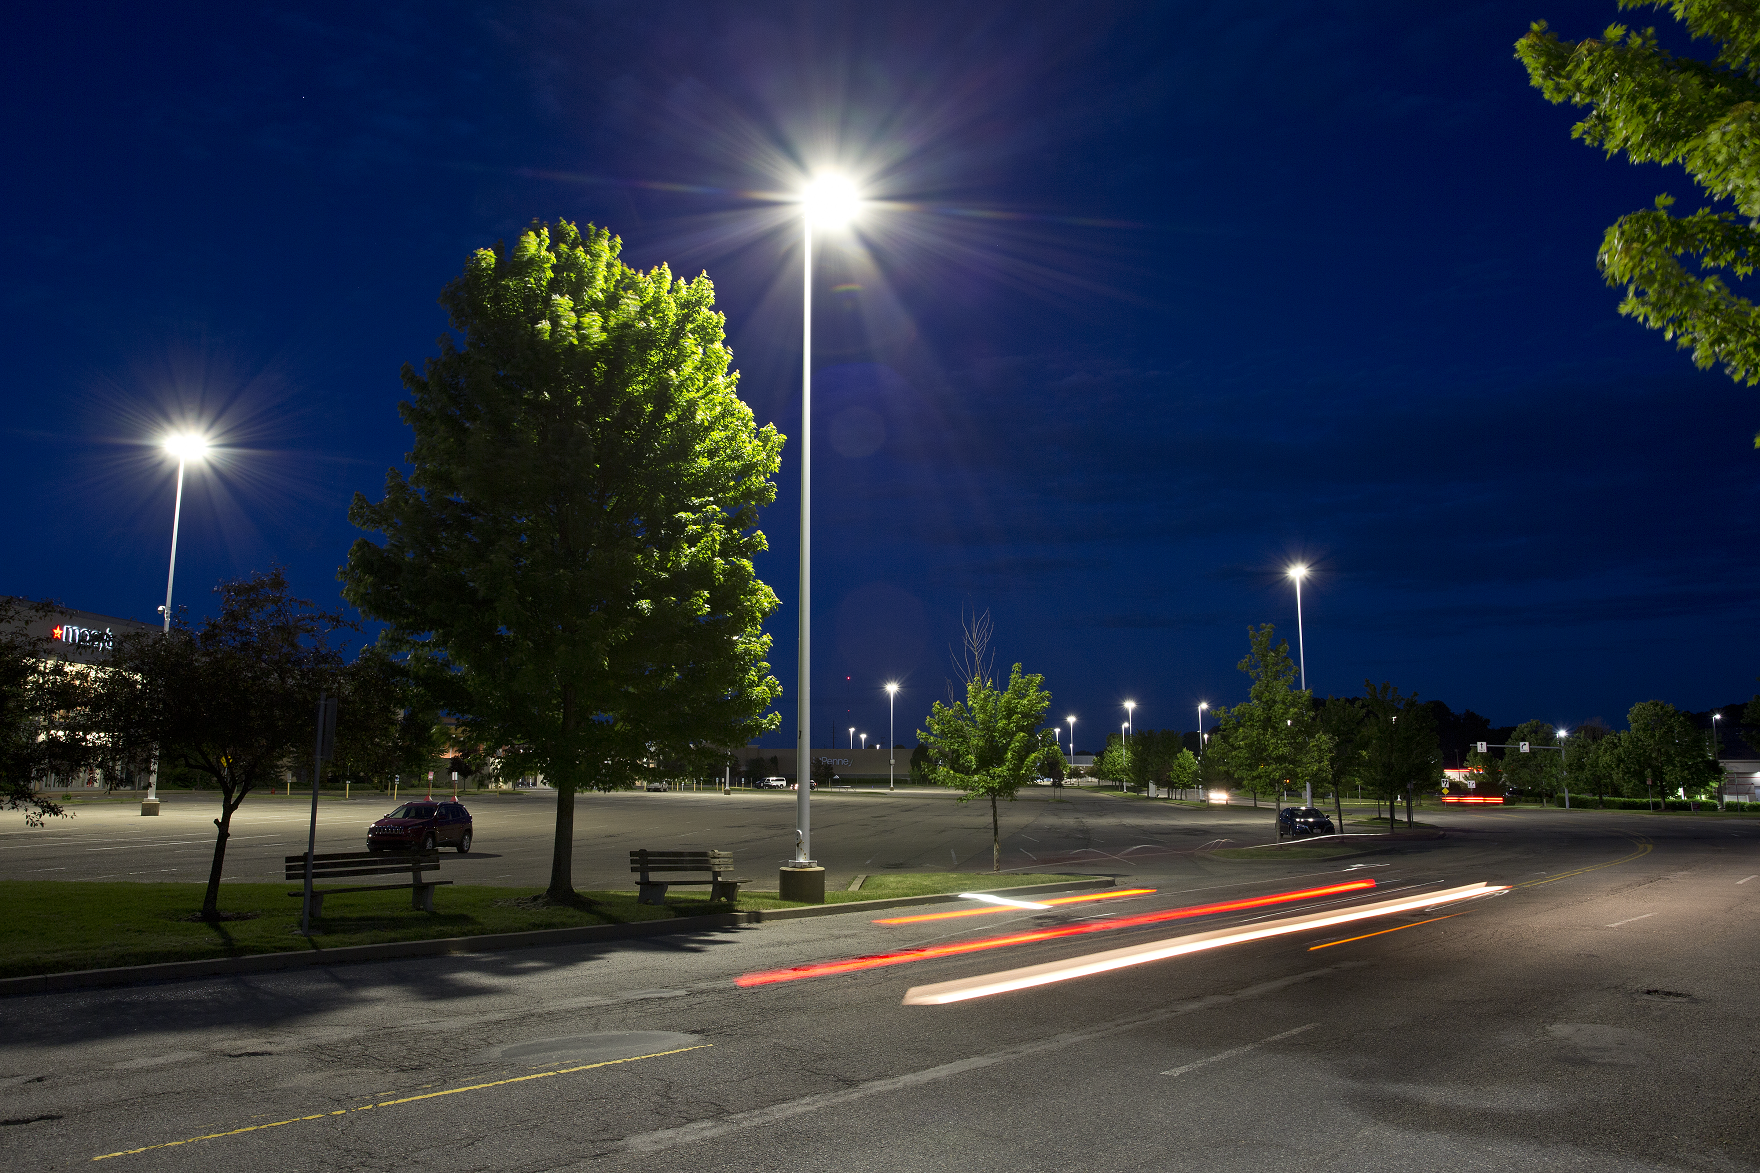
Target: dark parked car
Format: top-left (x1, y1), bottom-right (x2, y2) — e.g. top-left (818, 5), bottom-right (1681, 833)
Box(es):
top-left (368, 800), bottom-right (473, 853)
top-left (1277, 806), bottom-right (1335, 838)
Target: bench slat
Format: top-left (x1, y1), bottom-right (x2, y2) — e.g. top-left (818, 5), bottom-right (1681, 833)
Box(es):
top-left (286, 852), bottom-right (439, 864)
top-left (284, 863), bottom-right (440, 877)
top-left (289, 881), bottom-right (455, 897)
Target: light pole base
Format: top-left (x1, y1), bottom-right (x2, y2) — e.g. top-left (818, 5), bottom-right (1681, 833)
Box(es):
top-left (140, 798), bottom-right (161, 816)
top-left (778, 865), bottom-right (825, 904)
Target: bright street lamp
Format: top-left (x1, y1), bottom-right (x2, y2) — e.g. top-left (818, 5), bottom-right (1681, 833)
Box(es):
top-left (859, 732), bottom-right (868, 752)
top-left (1286, 564), bottom-right (1309, 691)
top-left (1123, 701), bottom-right (1135, 791)
top-left (1197, 700), bottom-right (1208, 758)
top-left (885, 683), bottom-right (899, 791)
top-left (793, 172), bottom-right (865, 870)
top-left (145, 432), bottom-right (208, 814)
top-left (1067, 716), bottom-right (1077, 782)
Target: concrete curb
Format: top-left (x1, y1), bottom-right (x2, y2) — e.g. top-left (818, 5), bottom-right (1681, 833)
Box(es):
top-left (0, 877), bottom-right (1113, 998)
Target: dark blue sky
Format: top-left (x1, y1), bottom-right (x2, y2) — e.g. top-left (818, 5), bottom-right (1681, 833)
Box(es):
top-left (6, 2), bottom-right (1756, 748)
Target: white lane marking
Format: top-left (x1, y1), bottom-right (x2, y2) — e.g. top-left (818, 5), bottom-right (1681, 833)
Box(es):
top-left (1606, 913), bottom-right (1657, 928)
top-left (620, 967), bottom-right (1351, 1154)
top-left (1160, 1023), bottom-right (1317, 1078)
top-left (958, 892), bottom-right (1052, 910)
top-left (1738, 876), bottom-right (1757, 885)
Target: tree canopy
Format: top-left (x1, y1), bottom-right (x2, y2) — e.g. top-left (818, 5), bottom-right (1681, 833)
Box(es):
top-left (1518, 2), bottom-right (1760, 438)
top-left (919, 662), bottom-right (1055, 871)
top-left (1211, 625), bottom-right (1330, 806)
top-left (344, 220), bottom-right (784, 902)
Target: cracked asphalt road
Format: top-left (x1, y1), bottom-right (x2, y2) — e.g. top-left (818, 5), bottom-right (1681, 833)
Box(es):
top-left (2, 796), bottom-right (1756, 1171)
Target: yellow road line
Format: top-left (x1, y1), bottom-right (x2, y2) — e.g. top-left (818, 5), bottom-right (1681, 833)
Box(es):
top-left (92, 1044), bottom-right (712, 1161)
top-left (1307, 914), bottom-right (1458, 951)
top-left (1514, 837), bottom-right (1651, 890)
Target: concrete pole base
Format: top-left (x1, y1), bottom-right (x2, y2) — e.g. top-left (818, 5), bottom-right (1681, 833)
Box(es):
top-left (778, 865), bottom-right (825, 904)
top-left (140, 798), bottom-right (161, 816)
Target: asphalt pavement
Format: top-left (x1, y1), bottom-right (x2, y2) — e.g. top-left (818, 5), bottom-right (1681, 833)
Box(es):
top-left (2, 795), bottom-right (1756, 1171)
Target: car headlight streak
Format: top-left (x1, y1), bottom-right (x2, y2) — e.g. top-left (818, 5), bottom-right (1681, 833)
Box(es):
top-left (874, 888), bottom-right (1159, 925)
top-left (900, 882), bottom-right (1506, 1005)
top-left (734, 879), bottom-right (1378, 988)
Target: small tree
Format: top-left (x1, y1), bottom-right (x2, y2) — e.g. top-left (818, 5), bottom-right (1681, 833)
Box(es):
top-left (920, 663), bottom-right (1055, 871)
top-left (98, 570), bottom-right (352, 919)
top-left (1166, 747), bottom-right (1200, 794)
top-left (1091, 733), bottom-right (1125, 785)
top-left (1316, 696), bottom-right (1366, 828)
top-left (1213, 625), bottom-right (1331, 809)
top-left (1503, 720), bottom-right (1565, 801)
top-left (1358, 682), bottom-right (1442, 829)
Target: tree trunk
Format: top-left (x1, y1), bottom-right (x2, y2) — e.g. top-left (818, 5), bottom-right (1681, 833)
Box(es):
top-left (1405, 785), bottom-right (1413, 828)
top-left (1333, 785), bottom-right (1344, 835)
top-left (202, 792), bottom-right (240, 919)
top-left (990, 794), bottom-right (1000, 872)
top-left (546, 685), bottom-right (578, 903)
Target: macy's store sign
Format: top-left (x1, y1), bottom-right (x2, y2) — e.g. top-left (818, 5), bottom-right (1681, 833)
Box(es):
top-left (51, 623), bottom-right (115, 651)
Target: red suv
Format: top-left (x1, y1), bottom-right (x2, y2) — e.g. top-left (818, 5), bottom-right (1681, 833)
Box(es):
top-left (368, 800), bottom-right (473, 853)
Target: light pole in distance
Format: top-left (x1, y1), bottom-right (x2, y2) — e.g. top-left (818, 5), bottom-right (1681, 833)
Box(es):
top-left (1286, 564), bottom-right (1308, 691)
top-left (885, 682), bottom-right (899, 791)
top-left (1123, 700), bottom-right (1135, 790)
top-left (1066, 715), bottom-right (1076, 783)
top-left (145, 432), bottom-right (208, 815)
top-left (786, 172), bottom-right (862, 892)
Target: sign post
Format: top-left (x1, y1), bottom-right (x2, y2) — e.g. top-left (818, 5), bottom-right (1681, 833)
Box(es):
top-left (301, 692), bottom-right (338, 935)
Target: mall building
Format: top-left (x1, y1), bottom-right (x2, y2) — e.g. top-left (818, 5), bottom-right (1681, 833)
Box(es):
top-left (10, 600), bottom-right (157, 792)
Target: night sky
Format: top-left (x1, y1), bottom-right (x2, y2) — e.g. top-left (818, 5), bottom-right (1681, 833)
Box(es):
top-left (7, 2), bottom-right (1757, 751)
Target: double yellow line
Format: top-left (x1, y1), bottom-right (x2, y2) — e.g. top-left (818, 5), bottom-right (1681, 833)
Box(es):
top-left (93, 1044), bottom-right (712, 1161)
top-left (1514, 835), bottom-right (1652, 890)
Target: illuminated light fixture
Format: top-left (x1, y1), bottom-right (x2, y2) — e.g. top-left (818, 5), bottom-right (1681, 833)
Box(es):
top-left (900, 882), bottom-right (1506, 1005)
top-left (875, 888), bottom-right (1159, 925)
top-left (800, 173), bottom-right (862, 228)
top-left (163, 433), bottom-right (210, 461)
top-left (735, 879), bottom-right (1376, 987)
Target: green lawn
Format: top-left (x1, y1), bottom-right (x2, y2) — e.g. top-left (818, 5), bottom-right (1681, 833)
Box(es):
top-left (0, 872), bottom-right (1090, 979)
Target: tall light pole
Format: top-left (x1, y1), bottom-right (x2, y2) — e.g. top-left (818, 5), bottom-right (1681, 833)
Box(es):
top-left (793, 173), bottom-right (861, 870)
top-left (1123, 700), bottom-right (1135, 791)
top-left (145, 433), bottom-right (208, 815)
top-left (885, 683), bottom-right (899, 791)
top-left (1286, 564), bottom-right (1309, 691)
top-left (849, 725), bottom-right (856, 750)
top-left (1066, 715), bottom-right (1076, 772)
top-left (859, 732), bottom-right (867, 752)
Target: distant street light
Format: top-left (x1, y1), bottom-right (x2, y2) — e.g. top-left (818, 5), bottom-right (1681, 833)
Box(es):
top-left (1197, 700), bottom-right (1209, 762)
top-left (793, 173), bottom-right (865, 866)
top-left (849, 725), bottom-right (856, 750)
top-left (1286, 564), bottom-right (1309, 691)
top-left (885, 683), bottom-right (899, 791)
top-left (860, 732), bottom-right (867, 752)
top-left (1123, 701), bottom-right (1136, 792)
top-left (1067, 715), bottom-right (1077, 781)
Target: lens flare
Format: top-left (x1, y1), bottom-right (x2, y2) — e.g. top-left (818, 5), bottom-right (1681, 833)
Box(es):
top-left (900, 883), bottom-right (1504, 1005)
top-left (735, 879), bottom-right (1376, 987)
top-left (874, 888), bottom-right (1158, 925)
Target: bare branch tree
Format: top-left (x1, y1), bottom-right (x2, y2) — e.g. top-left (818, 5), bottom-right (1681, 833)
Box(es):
top-left (948, 606), bottom-right (995, 703)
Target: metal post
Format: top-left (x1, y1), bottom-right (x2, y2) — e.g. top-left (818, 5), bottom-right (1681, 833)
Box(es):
top-left (1293, 574), bottom-right (1306, 692)
top-left (301, 692), bottom-right (336, 936)
top-left (888, 686), bottom-right (896, 792)
top-left (795, 215), bottom-right (814, 865)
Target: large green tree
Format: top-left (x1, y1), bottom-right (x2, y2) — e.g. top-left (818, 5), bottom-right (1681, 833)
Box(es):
top-left (344, 221), bottom-right (784, 903)
top-left (1619, 699), bottom-right (1722, 804)
top-left (919, 663), bottom-right (1056, 871)
top-left (1502, 719), bottom-right (1566, 800)
top-left (1519, 3), bottom-right (1760, 438)
top-left (1212, 625), bottom-right (1331, 808)
top-left (1316, 696), bottom-right (1367, 828)
top-left (1357, 682), bottom-right (1443, 828)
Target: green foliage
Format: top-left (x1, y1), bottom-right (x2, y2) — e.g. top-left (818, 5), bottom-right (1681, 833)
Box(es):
top-left (1212, 625), bottom-right (1332, 805)
top-left (97, 569), bottom-right (353, 917)
top-left (1464, 746), bottom-right (1504, 793)
top-left (0, 597), bottom-right (83, 826)
top-left (919, 662), bottom-right (1056, 870)
top-left (1123, 728), bottom-right (1186, 789)
top-left (342, 220), bottom-right (784, 900)
top-left (1517, 4), bottom-right (1760, 432)
top-left (1165, 747), bottom-right (1200, 791)
top-left (1357, 681), bottom-right (1443, 811)
top-left (1501, 719), bottom-right (1565, 795)
top-left (1619, 698), bottom-right (1723, 796)
top-left (1091, 732), bottom-right (1124, 782)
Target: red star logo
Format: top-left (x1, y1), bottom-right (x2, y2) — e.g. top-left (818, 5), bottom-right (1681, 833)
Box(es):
top-left (52, 625), bottom-right (63, 640)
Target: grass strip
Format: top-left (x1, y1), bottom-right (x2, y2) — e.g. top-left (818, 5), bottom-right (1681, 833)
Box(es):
top-left (0, 872), bottom-right (1089, 978)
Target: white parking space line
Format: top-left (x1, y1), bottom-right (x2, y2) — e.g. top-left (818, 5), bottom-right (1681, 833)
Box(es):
top-left (1606, 913), bottom-right (1657, 927)
top-left (1160, 1023), bottom-right (1317, 1078)
top-left (1739, 876), bottom-right (1757, 885)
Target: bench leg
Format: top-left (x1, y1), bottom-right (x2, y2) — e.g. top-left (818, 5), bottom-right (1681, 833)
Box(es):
top-left (412, 884), bottom-right (435, 913)
top-left (710, 881), bottom-right (740, 903)
top-left (309, 893), bottom-right (326, 921)
top-left (637, 882), bottom-right (670, 906)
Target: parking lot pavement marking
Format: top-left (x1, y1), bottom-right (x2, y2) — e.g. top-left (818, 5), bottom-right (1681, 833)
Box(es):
top-left (90, 1044), bottom-right (712, 1161)
top-left (1306, 914), bottom-right (1459, 952)
top-left (1739, 875), bottom-right (1757, 885)
top-left (1159, 1023), bottom-right (1317, 1077)
top-left (1606, 913), bottom-right (1657, 928)
top-left (1513, 836), bottom-right (1652, 890)
top-left (621, 968), bottom-right (1348, 1155)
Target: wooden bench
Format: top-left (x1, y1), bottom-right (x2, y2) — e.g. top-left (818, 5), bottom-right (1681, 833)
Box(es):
top-left (285, 851), bottom-right (451, 917)
top-left (629, 850), bottom-right (745, 905)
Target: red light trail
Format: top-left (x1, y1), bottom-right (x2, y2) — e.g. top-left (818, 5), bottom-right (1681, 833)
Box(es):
top-left (735, 879), bottom-right (1377, 987)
